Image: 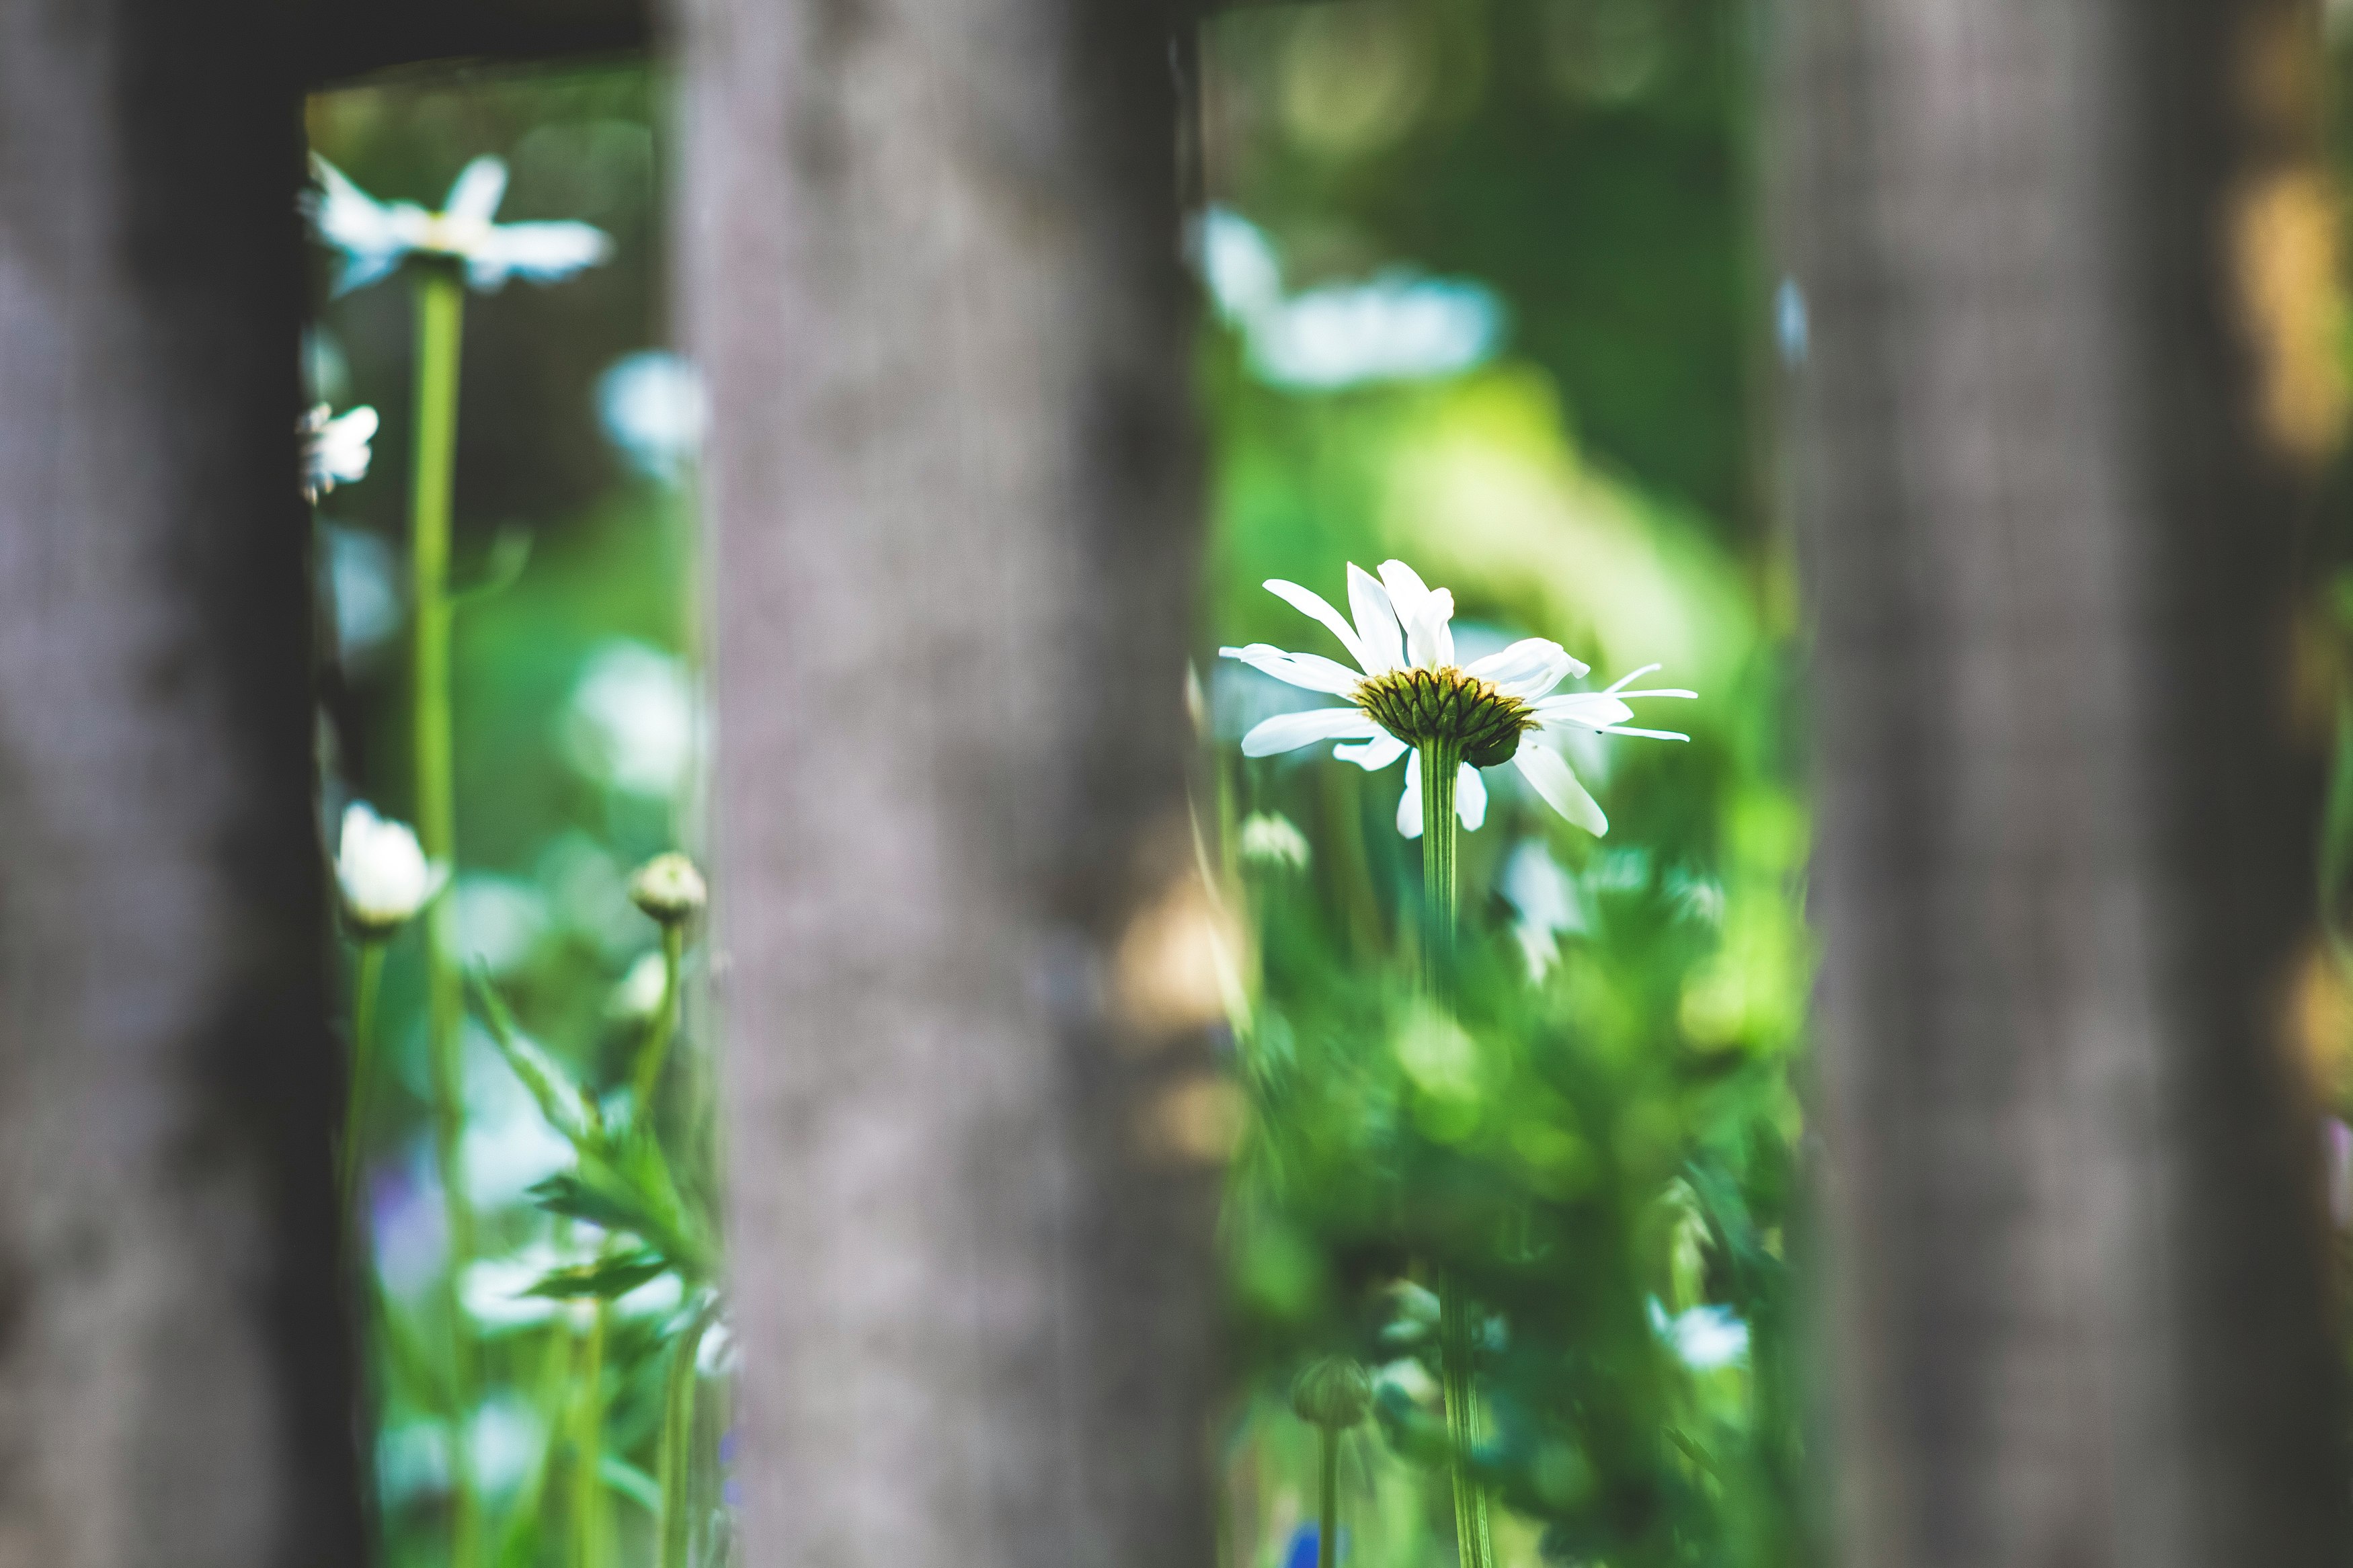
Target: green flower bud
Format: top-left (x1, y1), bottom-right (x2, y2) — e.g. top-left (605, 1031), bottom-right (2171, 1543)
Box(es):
top-left (1289, 1356), bottom-right (1372, 1430)
top-left (630, 852), bottom-right (707, 925)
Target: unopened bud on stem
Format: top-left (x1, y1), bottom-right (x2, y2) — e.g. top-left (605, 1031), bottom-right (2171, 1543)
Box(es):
top-left (1290, 1356), bottom-right (1372, 1430)
top-left (630, 852), bottom-right (707, 925)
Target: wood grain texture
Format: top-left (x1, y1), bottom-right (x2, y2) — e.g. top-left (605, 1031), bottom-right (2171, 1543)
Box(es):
top-left (0, 7), bottom-right (359, 1567)
top-left (683, 1), bottom-right (1219, 1565)
top-left (1782, 1), bottom-right (2345, 1563)
top-left (303, 0), bottom-right (653, 86)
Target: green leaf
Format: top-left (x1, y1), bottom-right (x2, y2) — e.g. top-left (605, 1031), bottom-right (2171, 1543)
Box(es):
top-left (526, 1133), bottom-right (716, 1281)
top-left (598, 1454), bottom-right (662, 1514)
top-left (520, 1248), bottom-right (672, 1301)
top-left (469, 966), bottom-right (601, 1147)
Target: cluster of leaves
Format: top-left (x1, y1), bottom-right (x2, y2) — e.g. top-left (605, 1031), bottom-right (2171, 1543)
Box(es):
top-left (472, 971), bottom-right (719, 1296)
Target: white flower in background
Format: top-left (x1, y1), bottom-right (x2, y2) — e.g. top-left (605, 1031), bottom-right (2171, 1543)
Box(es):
top-left (597, 351), bottom-right (706, 480)
top-left (609, 950), bottom-right (670, 1022)
top-left (300, 402), bottom-right (376, 501)
top-left (305, 154), bottom-right (614, 296)
top-left (337, 802), bottom-right (444, 937)
top-left (1238, 812), bottom-right (1312, 872)
top-left (1193, 206), bottom-right (1503, 390)
top-left (563, 641), bottom-right (700, 798)
top-left (321, 524), bottom-right (402, 663)
top-left (1499, 839), bottom-right (1585, 979)
top-left (1221, 559), bottom-right (1693, 838)
top-left (1648, 1298), bottom-right (1751, 1371)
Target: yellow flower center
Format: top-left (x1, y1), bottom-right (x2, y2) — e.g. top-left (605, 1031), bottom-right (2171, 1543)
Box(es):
top-left (1355, 667), bottom-right (1534, 767)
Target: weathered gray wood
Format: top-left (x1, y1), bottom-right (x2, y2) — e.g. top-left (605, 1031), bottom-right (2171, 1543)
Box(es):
top-left (1785, 1), bottom-right (2346, 1563)
top-left (684, 0), bottom-right (1219, 1565)
top-left (304, 0), bottom-right (653, 86)
top-left (0, 7), bottom-right (360, 1567)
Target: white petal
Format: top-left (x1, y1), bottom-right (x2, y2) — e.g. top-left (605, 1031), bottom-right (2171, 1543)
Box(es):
top-left (1601, 663), bottom-right (1662, 695)
top-left (1593, 725), bottom-right (1691, 742)
top-left (1377, 559), bottom-right (1433, 622)
top-left (1220, 643), bottom-right (1365, 697)
top-left (1465, 636), bottom-right (1581, 697)
top-left (1398, 755), bottom-right (1424, 839)
top-left (470, 221), bottom-right (612, 289)
top-left (1240, 707), bottom-right (1380, 757)
top-left (1263, 579), bottom-right (1369, 671)
top-left (1536, 693), bottom-right (1635, 730)
top-left (1382, 562), bottom-right (1456, 669)
top-left (1513, 738), bottom-right (1607, 836)
top-left (1346, 563), bottom-right (1405, 675)
top-left (444, 157), bottom-right (510, 224)
top-left (1456, 762), bottom-right (1488, 830)
top-left (1333, 733), bottom-right (1409, 771)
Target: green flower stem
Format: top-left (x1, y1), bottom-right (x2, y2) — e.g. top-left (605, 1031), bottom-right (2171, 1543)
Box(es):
top-left (410, 257), bottom-right (480, 1568)
top-left (1439, 1276), bottom-right (1492, 1568)
top-left (657, 1299), bottom-right (721, 1568)
top-left (631, 923), bottom-right (686, 1121)
top-left (571, 1305), bottom-right (608, 1568)
top-left (1316, 1426), bottom-right (1341, 1568)
top-left (1418, 742), bottom-right (1461, 997)
top-left (1418, 741), bottom-right (1494, 1568)
top-left (340, 938), bottom-right (387, 1221)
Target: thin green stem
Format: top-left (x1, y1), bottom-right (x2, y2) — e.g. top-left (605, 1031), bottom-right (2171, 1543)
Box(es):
top-left (571, 1306), bottom-right (608, 1568)
top-left (1419, 743), bottom-right (1492, 1568)
top-left (631, 923), bottom-right (686, 1123)
top-left (340, 939), bottom-right (387, 1222)
top-left (411, 259), bottom-right (479, 1568)
top-left (1317, 1426), bottom-right (1340, 1568)
top-left (657, 1300), bottom-right (721, 1568)
top-left (1439, 1276), bottom-right (1493, 1568)
top-left (1418, 743), bottom-right (1460, 1001)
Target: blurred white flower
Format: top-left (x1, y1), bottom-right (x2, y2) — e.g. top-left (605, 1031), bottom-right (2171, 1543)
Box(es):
top-left (452, 875), bottom-right (547, 976)
top-left (1500, 839), bottom-right (1585, 979)
top-left (1238, 812), bottom-right (1312, 872)
top-left (610, 950), bottom-right (670, 1022)
top-left (320, 524), bottom-right (403, 664)
top-left (1374, 1356), bottom-right (1440, 1409)
top-left (598, 350), bottom-right (705, 479)
top-left (306, 154), bottom-right (614, 296)
top-left (461, 1029), bottom-right (574, 1210)
top-left (563, 641), bottom-right (700, 798)
top-left (337, 802), bottom-right (444, 936)
top-left (300, 402), bottom-right (376, 501)
top-left (1197, 208), bottom-right (1285, 321)
top-left (1221, 559), bottom-right (1692, 837)
top-left (1648, 1298), bottom-right (1749, 1371)
top-left (377, 1396), bottom-right (545, 1506)
top-left (1253, 274), bottom-right (1503, 389)
top-left (1194, 206), bottom-right (1503, 390)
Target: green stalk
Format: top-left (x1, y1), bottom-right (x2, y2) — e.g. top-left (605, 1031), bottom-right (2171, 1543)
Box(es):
top-left (656, 1301), bottom-right (720, 1568)
top-left (339, 939), bottom-right (387, 1219)
top-left (1317, 1426), bottom-right (1341, 1568)
top-left (1418, 743), bottom-right (1493, 1568)
top-left (410, 258), bottom-right (480, 1568)
top-left (571, 1307), bottom-right (608, 1568)
top-left (631, 923), bottom-right (686, 1122)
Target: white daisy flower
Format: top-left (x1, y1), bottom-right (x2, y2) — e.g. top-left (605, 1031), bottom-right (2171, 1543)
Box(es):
top-left (336, 802), bottom-right (447, 938)
top-left (1220, 560), bottom-right (1693, 838)
top-left (300, 402), bottom-right (377, 501)
top-left (305, 154), bottom-right (614, 297)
